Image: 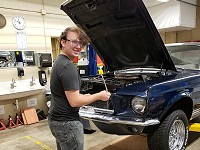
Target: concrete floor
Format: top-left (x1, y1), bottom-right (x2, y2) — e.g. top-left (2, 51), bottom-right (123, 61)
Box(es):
top-left (0, 119), bottom-right (199, 150)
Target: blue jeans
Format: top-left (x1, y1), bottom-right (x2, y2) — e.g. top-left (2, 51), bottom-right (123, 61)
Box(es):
top-left (48, 119), bottom-right (84, 150)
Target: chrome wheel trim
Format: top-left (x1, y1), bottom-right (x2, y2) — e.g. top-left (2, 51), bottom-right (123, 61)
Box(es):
top-left (169, 119), bottom-right (185, 150)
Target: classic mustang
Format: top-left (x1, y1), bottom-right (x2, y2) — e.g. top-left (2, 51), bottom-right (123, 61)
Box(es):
top-left (61, 0), bottom-right (200, 150)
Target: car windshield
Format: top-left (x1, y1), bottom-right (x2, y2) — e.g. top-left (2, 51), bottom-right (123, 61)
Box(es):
top-left (166, 43), bottom-right (200, 70)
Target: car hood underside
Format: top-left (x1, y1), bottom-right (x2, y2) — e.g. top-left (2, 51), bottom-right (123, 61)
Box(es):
top-left (61, 0), bottom-right (176, 72)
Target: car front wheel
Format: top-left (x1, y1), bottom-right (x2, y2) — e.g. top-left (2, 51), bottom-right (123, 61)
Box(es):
top-left (147, 110), bottom-right (189, 150)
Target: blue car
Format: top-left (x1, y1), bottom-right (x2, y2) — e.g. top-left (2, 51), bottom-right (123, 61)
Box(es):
top-left (61, 0), bottom-right (200, 150)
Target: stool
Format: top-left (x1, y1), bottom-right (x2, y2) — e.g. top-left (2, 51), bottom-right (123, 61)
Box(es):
top-left (7, 115), bottom-right (16, 129)
top-left (0, 118), bottom-right (6, 130)
top-left (15, 113), bottom-right (23, 126)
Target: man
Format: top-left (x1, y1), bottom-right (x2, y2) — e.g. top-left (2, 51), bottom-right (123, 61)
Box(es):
top-left (48, 27), bottom-right (111, 150)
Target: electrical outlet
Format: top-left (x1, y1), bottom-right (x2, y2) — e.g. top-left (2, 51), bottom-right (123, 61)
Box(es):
top-left (27, 98), bottom-right (37, 107)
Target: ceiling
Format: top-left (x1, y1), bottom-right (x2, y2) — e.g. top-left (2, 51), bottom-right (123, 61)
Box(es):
top-left (16, 0), bottom-right (197, 32)
top-left (17, 0), bottom-right (198, 7)
top-left (17, 0), bottom-right (169, 7)
top-left (17, 0), bottom-right (63, 6)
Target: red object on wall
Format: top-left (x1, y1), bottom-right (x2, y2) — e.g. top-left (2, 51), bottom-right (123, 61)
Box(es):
top-left (96, 55), bottom-right (104, 66)
top-left (73, 56), bottom-right (78, 63)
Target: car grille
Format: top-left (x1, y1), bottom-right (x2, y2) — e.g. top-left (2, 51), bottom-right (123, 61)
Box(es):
top-left (88, 100), bottom-right (113, 110)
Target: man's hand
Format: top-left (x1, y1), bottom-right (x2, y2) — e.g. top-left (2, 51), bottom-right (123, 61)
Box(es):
top-left (98, 90), bottom-right (111, 101)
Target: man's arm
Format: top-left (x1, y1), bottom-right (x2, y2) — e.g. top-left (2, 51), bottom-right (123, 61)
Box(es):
top-left (65, 90), bottom-right (111, 107)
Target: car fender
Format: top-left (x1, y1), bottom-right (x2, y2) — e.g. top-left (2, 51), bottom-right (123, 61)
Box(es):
top-left (147, 82), bottom-right (194, 119)
top-left (158, 92), bottom-right (193, 121)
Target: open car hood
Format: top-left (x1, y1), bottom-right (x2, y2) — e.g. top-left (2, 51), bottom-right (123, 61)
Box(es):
top-left (61, 0), bottom-right (176, 72)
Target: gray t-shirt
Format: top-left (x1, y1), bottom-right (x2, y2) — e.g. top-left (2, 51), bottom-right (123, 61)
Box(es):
top-left (48, 54), bottom-right (80, 121)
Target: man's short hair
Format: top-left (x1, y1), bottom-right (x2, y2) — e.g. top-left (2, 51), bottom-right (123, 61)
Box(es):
top-left (59, 27), bottom-right (90, 49)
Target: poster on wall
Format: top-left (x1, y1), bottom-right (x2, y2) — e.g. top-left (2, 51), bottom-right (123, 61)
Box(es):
top-left (16, 31), bottom-right (27, 49)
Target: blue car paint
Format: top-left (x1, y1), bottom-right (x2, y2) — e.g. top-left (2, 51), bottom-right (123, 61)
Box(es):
top-left (112, 70), bottom-right (200, 121)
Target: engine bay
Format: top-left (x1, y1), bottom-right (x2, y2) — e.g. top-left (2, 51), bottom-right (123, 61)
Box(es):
top-left (80, 68), bottom-right (164, 94)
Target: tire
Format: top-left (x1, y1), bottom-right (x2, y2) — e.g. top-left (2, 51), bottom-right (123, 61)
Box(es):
top-left (147, 110), bottom-right (189, 150)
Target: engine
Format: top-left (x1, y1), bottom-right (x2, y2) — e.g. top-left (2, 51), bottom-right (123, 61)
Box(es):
top-left (80, 73), bottom-right (145, 109)
top-left (80, 69), bottom-right (163, 109)
top-left (80, 75), bottom-right (142, 94)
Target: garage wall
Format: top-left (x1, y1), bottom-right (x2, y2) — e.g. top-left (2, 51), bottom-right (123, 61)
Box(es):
top-left (160, 0), bottom-right (200, 43)
top-left (1, 0), bottom-right (200, 50)
top-left (0, 0), bottom-right (75, 52)
top-left (148, 0), bottom-right (197, 32)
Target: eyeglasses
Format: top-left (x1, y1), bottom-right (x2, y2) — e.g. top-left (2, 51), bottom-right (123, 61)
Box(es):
top-left (66, 39), bottom-right (84, 48)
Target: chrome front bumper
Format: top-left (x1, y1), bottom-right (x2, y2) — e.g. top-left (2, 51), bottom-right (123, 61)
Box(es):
top-left (79, 106), bottom-right (160, 126)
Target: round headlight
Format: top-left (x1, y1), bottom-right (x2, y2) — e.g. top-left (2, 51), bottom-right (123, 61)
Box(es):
top-left (131, 97), bottom-right (146, 114)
